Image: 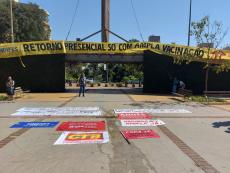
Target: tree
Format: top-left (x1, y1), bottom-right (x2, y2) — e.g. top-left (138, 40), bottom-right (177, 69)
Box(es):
top-left (0, 1), bottom-right (51, 43)
top-left (223, 44), bottom-right (230, 50)
top-left (191, 16), bottom-right (227, 92)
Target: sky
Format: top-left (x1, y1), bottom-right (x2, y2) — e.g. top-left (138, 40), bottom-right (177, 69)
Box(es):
top-left (20, 0), bottom-right (230, 48)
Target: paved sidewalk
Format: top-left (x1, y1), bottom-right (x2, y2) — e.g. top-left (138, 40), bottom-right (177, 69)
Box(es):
top-left (0, 88), bottom-right (230, 173)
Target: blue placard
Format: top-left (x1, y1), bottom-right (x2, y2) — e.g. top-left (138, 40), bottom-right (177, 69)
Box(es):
top-left (10, 122), bottom-right (59, 128)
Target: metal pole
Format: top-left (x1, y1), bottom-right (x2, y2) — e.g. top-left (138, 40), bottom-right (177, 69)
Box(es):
top-left (187, 0), bottom-right (192, 46)
top-left (10, 0), bottom-right (14, 43)
top-left (102, 0), bottom-right (110, 83)
top-left (101, 0), bottom-right (110, 42)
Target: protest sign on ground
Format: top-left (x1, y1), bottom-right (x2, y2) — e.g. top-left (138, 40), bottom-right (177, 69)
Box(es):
top-left (121, 130), bottom-right (160, 139)
top-left (117, 113), bottom-right (152, 120)
top-left (114, 109), bottom-right (191, 114)
top-left (120, 119), bottom-right (166, 127)
top-left (56, 121), bottom-right (106, 131)
top-left (10, 122), bottom-right (59, 128)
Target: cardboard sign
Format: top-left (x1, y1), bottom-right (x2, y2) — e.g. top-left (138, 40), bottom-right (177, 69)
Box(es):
top-left (121, 130), bottom-right (160, 139)
top-left (10, 122), bottom-right (59, 128)
top-left (114, 109), bottom-right (191, 114)
top-left (56, 121), bottom-right (106, 131)
top-left (120, 119), bottom-right (165, 127)
top-left (117, 113), bottom-right (152, 120)
top-left (54, 131), bottom-right (109, 145)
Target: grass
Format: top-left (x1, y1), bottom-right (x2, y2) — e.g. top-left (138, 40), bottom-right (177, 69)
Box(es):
top-left (0, 95), bottom-right (8, 101)
top-left (187, 96), bottom-right (226, 103)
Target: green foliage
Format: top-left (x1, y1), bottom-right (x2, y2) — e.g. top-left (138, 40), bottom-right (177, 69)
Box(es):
top-left (191, 16), bottom-right (225, 48)
top-left (65, 63), bottom-right (83, 81)
top-left (122, 76), bottom-right (129, 83)
top-left (116, 83), bottom-right (123, 87)
top-left (0, 1), bottom-right (51, 43)
top-left (188, 96), bottom-right (225, 103)
top-left (0, 95), bottom-right (8, 101)
top-left (191, 15), bottom-right (229, 75)
top-left (223, 44), bottom-right (230, 50)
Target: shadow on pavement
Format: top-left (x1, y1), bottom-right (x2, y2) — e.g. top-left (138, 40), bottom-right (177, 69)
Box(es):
top-left (225, 128), bottom-right (230, 133)
top-left (212, 121), bottom-right (230, 134)
top-left (212, 121), bottom-right (230, 128)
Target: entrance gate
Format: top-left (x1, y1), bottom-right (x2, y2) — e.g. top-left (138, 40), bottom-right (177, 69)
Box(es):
top-left (0, 41), bottom-right (230, 94)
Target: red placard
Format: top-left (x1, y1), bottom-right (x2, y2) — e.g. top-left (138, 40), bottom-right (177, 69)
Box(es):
top-left (117, 113), bottom-right (152, 120)
top-left (121, 130), bottom-right (160, 139)
top-left (56, 121), bottom-right (105, 131)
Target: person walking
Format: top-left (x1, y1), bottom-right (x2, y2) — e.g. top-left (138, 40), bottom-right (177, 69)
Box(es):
top-left (78, 73), bottom-right (86, 97)
top-left (6, 76), bottom-right (15, 100)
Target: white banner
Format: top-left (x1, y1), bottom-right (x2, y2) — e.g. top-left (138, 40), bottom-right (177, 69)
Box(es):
top-left (17, 107), bottom-right (100, 112)
top-left (120, 119), bottom-right (166, 127)
top-left (11, 110), bottom-right (102, 116)
top-left (114, 109), bottom-right (191, 114)
top-left (54, 131), bottom-right (109, 145)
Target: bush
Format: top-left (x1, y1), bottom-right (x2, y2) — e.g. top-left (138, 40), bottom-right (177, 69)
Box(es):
top-left (125, 83), bottom-right (128, 87)
top-left (90, 83), bottom-right (94, 87)
top-left (105, 83), bottom-right (108, 87)
top-left (0, 95), bottom-right (8, 101)
top-left (97, 83), bottom-right (101, 86)
top-left (111, 83), bottom-right (114, 87)
top-left (116, 83), bottom-right (123, 87)
top-left (132, 84), bottom-right (135, 88)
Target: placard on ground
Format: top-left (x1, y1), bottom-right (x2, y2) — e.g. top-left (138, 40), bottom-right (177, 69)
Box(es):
top-left (56, 121), bottom-right (106, 131)
top-left (54, 131), bottom-right (109, 145)
top-left (120, 119), bottom-right (166, 127)
top-left (121, 130), bottom-right (160, 139)
top-left (114, 109), bottom-right (191, 114)
top-left (10, 122), bottom-right (59, 128)
top-left (117, 113), bottom-right (152, 120)
top-left (11, 107), bottom-right (102, 116)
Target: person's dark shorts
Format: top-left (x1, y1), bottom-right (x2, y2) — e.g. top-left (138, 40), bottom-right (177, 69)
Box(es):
top-left (6, 87), bottom-right (14, 95)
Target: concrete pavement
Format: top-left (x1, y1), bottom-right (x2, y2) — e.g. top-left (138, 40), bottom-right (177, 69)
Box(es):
top-left (0, 88), bottom-right (230, 173)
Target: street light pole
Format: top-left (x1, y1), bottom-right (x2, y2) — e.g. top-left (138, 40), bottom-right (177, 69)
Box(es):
top-left (102, 0), bottom-right (110, 83)
top-left (187, 0), bottom-right (192, 46)
top-left (10, 0), bottom-right (14, 43)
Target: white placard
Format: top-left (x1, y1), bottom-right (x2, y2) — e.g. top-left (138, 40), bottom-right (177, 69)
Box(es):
top-left (114, 109), bottom-right (191, 114)
top-left (120, 119), bottom-right (166, 127)
top-left (54, 131), bottom-right (109, 145)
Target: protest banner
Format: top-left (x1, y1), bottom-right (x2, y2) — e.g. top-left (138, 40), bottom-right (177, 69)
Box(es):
top-left (1, 41), bottom-right (230, 64)
top-left (17, 107), bottom-right (99, 112)
top-left (121, 130), bottom-right (160, 139)
top-left (117, 113), bottom-right (152, 120)
top-left (10, 122), bottom-right (59, 128)
top-left (54, 131), bottom-right (109, 145)
top-left (11, 107), bottom-right (102, 116)
top-left (114, 109), bottom-right (191, 114)
top-left (120, 119), bottom-right (165, 127)
top-left (56, 121), bottom-right (106, 131)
